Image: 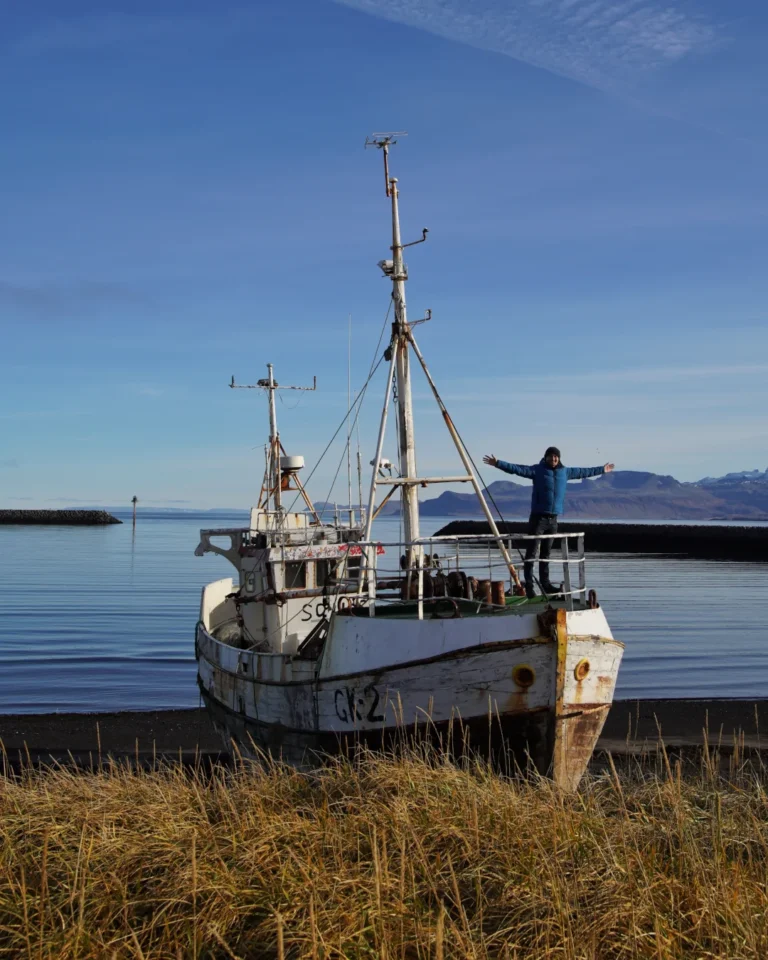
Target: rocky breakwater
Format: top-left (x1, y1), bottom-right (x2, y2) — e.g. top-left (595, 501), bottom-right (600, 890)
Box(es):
top-left (435, 520), bottom-right (767, 561)
top-left (0, 510), bottom-right (122, 525)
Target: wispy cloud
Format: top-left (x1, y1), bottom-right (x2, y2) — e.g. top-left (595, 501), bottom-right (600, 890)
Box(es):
top-left (9, 13), bottom-right (199, 55)
top-left (0, 281), bottom-right (145, 317)
top-left (334, 0), bottom-right (718, 91)
top-left (132, 386), bottom-right (164, 398)
top-left (6, 4), bottom-right (720, 96)
top-left (6, 11), bottom-right (254, 57)
top-left (528, 362), bottom-right (768, 385)
top-left (445, 362), bottom-right (768, 398)
top-left (45, 498), bottom-right (99, 503)
top-left (0, 410), bottom-right (85, 420)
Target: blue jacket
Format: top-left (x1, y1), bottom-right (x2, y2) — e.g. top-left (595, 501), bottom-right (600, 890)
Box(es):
top-left (495, 458), bottom-right (605, 516)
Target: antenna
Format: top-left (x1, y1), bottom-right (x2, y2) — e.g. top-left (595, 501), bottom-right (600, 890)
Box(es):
top-left (230, 364), bottom-right (317, 515)
top-left (365, 132), bottom-right (407, 196)
top-left (347, 314), bottom-right (353, 525)
top-left (230, 374), bottom-right (317, 392)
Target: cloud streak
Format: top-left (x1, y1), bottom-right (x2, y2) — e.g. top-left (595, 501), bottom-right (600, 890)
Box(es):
top-left (0, 281), bottom-right (146, 317)
top-left (6, 10), bottom-right (259, 57)
top-left (334, 0), bottom-right (718, 91)
top-left (6, 4), bottom-right (720, 96)
top-left (522, 362), bottom-right (768, 384)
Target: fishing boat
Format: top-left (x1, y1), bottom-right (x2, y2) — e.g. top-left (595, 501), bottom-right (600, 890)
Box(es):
top-left (194, 137), bottom-right (623, 790)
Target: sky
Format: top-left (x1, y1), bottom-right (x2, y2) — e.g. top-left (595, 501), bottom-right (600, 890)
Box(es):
top-left (1, 0), bottom-right (767, 509)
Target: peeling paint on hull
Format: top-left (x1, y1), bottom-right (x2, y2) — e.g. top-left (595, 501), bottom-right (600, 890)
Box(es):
top-left (197, 606), bottom-right (623, 789)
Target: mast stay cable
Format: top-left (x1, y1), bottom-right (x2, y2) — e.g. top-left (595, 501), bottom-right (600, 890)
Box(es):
top-left (406, 332), bottom-right (549, 594)
top-left (310, 299), bottom-right (394, 517)
top-left (281, 349), bottom-right (387, 517)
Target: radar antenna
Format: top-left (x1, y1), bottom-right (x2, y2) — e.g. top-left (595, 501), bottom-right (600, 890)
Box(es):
top-left (230, 364), bottom-right (318, 518)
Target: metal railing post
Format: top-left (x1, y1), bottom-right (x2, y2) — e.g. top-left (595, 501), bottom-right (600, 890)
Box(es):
top-left (577, 534), bottom-right (586, 604)
top-left (417, 547), bottom-right (424, 620)
top-left (562, 537), bottom-right (573, 612)
top-left (367, 546), bottom-right (377, 616)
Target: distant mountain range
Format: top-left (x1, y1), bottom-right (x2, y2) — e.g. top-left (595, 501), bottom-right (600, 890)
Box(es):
top-left (71, 468), bottom-right (768, 522)
top-left (332, 468), bottom-right (768, 521)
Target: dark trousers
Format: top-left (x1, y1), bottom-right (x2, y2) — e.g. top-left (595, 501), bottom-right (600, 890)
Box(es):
top-left (524, 512), bottom-right (558, 588)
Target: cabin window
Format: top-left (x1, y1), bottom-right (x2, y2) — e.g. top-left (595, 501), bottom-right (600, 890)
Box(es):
top-left (316, 559), bottom-right (337, 587)
top-left (345, 555), bottom-right (363, 583)
top-left (284, 561), bottom-right (306, 590)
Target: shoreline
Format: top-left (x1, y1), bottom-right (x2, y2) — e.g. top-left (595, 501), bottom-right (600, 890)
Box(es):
top-left (2, 699), bottom-right (767, 767)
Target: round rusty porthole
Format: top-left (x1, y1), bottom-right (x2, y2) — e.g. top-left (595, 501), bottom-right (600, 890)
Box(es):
top-left (574, 659), bottom-right (591, 682)
top-left (512, 665), bottom-right (535, 689)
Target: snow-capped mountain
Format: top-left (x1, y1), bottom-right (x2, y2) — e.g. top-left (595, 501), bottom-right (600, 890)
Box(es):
top-left (697, 468), bottom-right (768, 486)
top-left (413, 468), bottom-right (768, 520)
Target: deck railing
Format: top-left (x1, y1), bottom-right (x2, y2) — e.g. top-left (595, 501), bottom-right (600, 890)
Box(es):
top-left (196, 510), bottom-right (365, 558)
top-left (331, 532), bottom-right (588, 618)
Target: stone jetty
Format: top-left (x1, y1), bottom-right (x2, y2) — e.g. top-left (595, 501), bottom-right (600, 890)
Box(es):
top-left (435, 520), bottom-right (767, 561)
top-left (0, 510), bottom-right (122, 525)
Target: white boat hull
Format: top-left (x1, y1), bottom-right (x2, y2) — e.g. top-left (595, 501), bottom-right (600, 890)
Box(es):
top-left (196, 604), bottom-right (623, 789)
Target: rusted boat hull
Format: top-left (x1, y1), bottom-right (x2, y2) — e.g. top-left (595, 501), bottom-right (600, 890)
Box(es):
top-left (200, 684), bottom-right (612, 787)
top-left (197, 606), bottom-right (623, 788)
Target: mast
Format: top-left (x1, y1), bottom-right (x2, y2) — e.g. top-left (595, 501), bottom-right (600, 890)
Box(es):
top-left (364, 134), bottom-right (425, 549)
top-left (389, 174), bottom-right (420, 546)
top-left (347, 314), bottom-right (354, 525)
top-left (230, 364), bottom-right (317, 515)
top-left (363, 136), bottom-right (525, 593)
top-left (266, 363), bottom-right (281, 512)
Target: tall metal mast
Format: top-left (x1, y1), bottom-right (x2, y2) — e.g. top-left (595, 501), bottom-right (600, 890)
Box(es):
top-left (389, 171), bottom-right (420, 547)
top-left (363, 136), bottom-right (524, 592)
top-left (365, 134), bottom-right (427, 550)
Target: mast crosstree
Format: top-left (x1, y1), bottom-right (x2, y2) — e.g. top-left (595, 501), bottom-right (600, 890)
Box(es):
top-left (363, 135), bottom-right (523, 591)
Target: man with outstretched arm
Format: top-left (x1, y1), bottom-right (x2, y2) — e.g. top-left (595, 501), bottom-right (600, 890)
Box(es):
top-left (482, 447), bottom-right (615, 599)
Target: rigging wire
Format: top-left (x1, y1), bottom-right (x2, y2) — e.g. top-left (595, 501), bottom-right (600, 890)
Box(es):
top-left (392, 368), bottom-right (403, 544)
top-left (319, 384), bottom-right (372, 516)
top-left (405, 349), bottom-right (548, 595)
top-left (282, 351), bottom-right (387, 516)
top-left (313, 299), bottom-right (394, 514)
top-left (278, 391), bottom-right (304, 411)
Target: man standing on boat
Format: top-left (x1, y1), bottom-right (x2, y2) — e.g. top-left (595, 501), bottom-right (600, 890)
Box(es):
top-left (483, 448), bottom-right (614, 599)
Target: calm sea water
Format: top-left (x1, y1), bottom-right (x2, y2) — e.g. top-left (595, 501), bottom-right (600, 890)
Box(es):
top-left (0, 511), bottom-right (766, 713)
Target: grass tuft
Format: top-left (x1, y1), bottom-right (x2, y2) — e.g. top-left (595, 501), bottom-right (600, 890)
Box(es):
top-left (1, 745), bottom-right (767, 958)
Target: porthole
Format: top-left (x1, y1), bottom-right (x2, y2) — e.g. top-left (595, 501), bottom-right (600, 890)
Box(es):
top-left (574, 659), bottom-right (590, 681)
top-left (512, 665), bottom-right (535, 689)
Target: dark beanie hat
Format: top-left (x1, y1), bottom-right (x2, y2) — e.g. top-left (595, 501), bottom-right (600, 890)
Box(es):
top-left (545, 446), bottom-right (561, 459)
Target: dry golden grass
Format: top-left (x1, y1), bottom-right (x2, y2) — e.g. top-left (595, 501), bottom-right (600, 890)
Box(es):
top-left (1, 745), bottom-right (767, 958)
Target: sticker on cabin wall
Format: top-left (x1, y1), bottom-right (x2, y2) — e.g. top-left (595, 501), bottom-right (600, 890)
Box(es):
top-left (276, 543), bottom-right (386, 562)
top-left (337, 544), bottom-right (386, 556)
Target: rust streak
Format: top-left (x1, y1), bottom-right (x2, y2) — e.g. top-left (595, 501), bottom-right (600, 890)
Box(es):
top-left (551, 608), bottom-right (569, 788)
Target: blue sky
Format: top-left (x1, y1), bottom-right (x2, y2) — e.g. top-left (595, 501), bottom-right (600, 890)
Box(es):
top-left (2, 0), bottom-right (767, 509)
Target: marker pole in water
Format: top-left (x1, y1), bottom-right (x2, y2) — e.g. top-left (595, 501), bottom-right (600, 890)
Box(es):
top-left (131, 495), bottom-right (138, 528)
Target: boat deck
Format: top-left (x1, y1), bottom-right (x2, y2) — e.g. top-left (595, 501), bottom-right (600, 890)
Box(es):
top-left (343, 595), bottom-right (572, 618)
